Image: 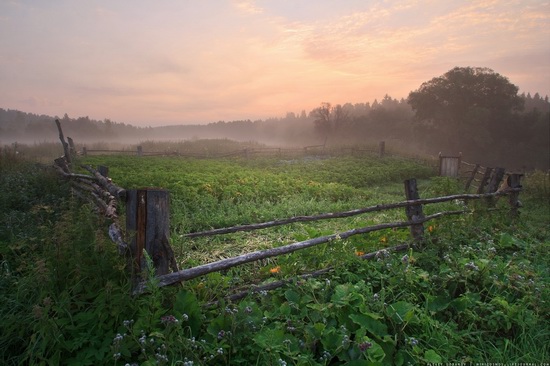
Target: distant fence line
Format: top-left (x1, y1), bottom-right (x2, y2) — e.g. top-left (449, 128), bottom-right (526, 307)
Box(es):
top-left (78, 140), bottom-right (427, 162)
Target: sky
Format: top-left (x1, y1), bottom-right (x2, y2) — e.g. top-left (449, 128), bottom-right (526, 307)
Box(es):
top-left (1, 0), bottom-right (549, 127)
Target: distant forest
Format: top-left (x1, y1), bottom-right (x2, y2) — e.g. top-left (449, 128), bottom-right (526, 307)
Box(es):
top-left (1, 92), bottom-right (548, 170)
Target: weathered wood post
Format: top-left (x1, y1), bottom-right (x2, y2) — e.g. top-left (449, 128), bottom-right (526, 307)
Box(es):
top-left (477, 167), bottom-right (493, 194)
top-left (486, 167), bottom-right (506, 207)
top-left (379, 141), bottom-right (385, 158)
top-left (464, 164), bottom-right (480, 192)
top-left (55, 119), bottom-right (71, 164)
top-left (137, 146), bottom-right (143, 156)
top-left (404, 178), bottom-right (425, 244)
top-left (126, 189), bottom-right (178, 287)
top-left (98, 165), bottom-right (109, 178)
top-left (507, 174), bottom-right (523, 218)
top-left (67, 137), bottom-right (76, 159)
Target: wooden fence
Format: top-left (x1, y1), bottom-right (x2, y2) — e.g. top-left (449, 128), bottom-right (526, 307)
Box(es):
top-left (53, 120), bottom-right (523, 299)
top-left (53, 158), bottom-right (522, 297)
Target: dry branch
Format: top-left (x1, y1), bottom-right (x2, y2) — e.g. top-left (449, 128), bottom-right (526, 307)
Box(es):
top-left (109, 223), bottom-right (129, 255)
top-left (55, 119), bottom-right (71, 164)
top-left (134, 209), bottom-right (466, 294)
top-left (82, 165), bottom-right (126, 199)
top-left (183, 191), bottom-right (516, 238)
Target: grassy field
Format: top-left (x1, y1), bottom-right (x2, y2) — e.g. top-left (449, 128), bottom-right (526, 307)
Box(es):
top-left (1, 142), bottom-right (548, 365)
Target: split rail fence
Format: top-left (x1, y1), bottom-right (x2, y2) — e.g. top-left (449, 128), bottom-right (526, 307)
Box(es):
top-left (53, 120), bottom-right (523, 299)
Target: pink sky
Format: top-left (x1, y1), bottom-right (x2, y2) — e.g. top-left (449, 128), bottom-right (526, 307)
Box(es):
top-left (1, 0), bottom-right (549, 127)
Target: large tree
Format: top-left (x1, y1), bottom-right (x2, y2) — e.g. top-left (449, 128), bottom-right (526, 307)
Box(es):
top-left (408, 67), bottom-right (524, 153)
top-left (310, 102), bottom-right (350, 140)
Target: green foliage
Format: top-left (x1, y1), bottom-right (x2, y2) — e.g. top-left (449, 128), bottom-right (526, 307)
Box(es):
top-left (523, 170), bottom-right (550, 202)
top-left (1, 147), bottom-right (548, 365)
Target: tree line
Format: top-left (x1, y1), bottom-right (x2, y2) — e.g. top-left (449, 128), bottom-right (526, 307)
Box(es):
top-left (1, 67), bottom-right (548, 170)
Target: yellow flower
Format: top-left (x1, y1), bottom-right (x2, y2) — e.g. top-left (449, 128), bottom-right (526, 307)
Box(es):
top-left (270, 266), bottom-right (281, 274)
top-left (428, 225), bottom-right (435, 233)
top-left (380, 236), bottom-right (387, 243)
top-left (355, 251), bottom-right (365, 256)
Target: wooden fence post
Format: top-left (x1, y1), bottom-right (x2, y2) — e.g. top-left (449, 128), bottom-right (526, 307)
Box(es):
top-left (404, 178), bottom-right (425, 243)
top-left (464, 164), bottom-right (480, 192)
top-left (507, 174), bottom-right (523, 218)
top-left (477, 167), bottom-right (493, 194)
top-left (67, 137), bottom-right (76, 159)
top-left (379, 141), bottom-right (385, 158)
top-left (486, 167), bottom-right (506, 207)
top-left (126, 189), bottom-right (177, 287)
top-left (98, 165), bottom-right (109, 177)
top-left (55, 119), bottom-right (71, 164)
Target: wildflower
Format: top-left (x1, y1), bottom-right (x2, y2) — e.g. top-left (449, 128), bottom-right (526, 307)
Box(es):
top-left (161, 314), bottom-right (179, 326)
top-left (358, 341), bottom-right (372, 352)
top-left (401, 254), bottom-right (409, 264)
top-left (464, 261), bottom-right (479, 271)
top-left (244, 306), bottom-right (252, 314)
top-left (375, 249), bottom-right (390, 261)
top-left (380, 236), bottom-right (387, 244)
top-left (320, 351), bottom-right (331, 361)
top-left (139, 334), bottom-right (147, 345)
top-left (341, 334), bottom-right (350, 346)
top-left (428, 225), bottom-right (435, 233)
top-left (217, 330), bottom-right (226, 340)
top-left (123, 319), bottom-right (134, 328)
top-left (278, 359), bottom-right (287, 366)
top-left (407, 337), bottom-right (419, 346)
top-left (217, 348), bottom-right (224, 355)
top-left (270, 266), bottom-right (281, 274)
top-left (182, 313), bottom-right (189, 321)
top-left (373, 293), bottom-right (380, 301)
top-left (355, 250), bottom-right (365, 256)
top-left (113, 333), bottom-right (124, 344)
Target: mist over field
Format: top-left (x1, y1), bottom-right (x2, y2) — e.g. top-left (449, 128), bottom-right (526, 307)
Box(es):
top-left (2, 84), bottom-right (549, 171)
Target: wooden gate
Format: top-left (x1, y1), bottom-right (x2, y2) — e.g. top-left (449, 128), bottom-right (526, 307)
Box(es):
top-left (439, 152), bottom-right (462, 177)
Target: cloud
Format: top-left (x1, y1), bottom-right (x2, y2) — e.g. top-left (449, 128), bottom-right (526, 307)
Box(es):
top-left (233, 0), bottom-right (263, 14)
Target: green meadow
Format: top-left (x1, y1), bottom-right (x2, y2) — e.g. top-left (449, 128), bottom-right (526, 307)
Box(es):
top-left (1, 143), bottom-right (548, 365)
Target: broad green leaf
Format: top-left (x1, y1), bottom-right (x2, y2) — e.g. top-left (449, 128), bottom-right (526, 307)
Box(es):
top-left (332, 284), bottom-right (352, 305)
top-left (173, 289), bottom-right (202, 336)
top-left (284, 289), bottom-right (301, 304)
top-left (349, 314), bottom-right (388, 336)
top-left (426, 294), bottom-right (452, 312)
top-left (424, 349), bottom-right (442, 363)
top-left (386, 301), bottom-right (415, 324)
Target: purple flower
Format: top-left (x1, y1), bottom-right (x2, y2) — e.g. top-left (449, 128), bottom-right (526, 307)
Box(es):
top-left (358, 341), bottom-right (372, 352)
